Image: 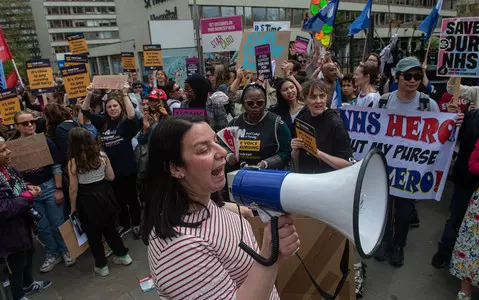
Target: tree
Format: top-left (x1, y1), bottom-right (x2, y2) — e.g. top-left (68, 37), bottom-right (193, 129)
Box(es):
top-left (0, 0), bottom-right (41, 78)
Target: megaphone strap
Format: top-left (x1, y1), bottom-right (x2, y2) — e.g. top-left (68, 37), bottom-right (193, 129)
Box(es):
top-left (295, 241), bottom-right (350, 300)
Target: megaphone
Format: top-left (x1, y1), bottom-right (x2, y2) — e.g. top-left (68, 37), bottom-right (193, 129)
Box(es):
top-left (227, 148), bottom-right (390, 263)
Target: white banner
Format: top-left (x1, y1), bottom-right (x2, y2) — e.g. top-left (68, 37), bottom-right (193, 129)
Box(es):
top-left (339, 106), bottom-right (459, 201)
top-left (253, 21), bottom-right (290, 32)
top-left (201, 16), bottom-right (243, 53)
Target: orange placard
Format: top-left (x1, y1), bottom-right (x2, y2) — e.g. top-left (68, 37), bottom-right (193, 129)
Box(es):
top-left (67, 33), bottom-right (89, 55)
top-left (65, 54), bottom-right (89, 75)
top-left (61, 64), bottom-right (89, 102)
top-left (143, 45), bottom-right (163, 71)
top-left (121, 52), bottom-right (136, 72)
top-left (295, 118), bottom-right (319, 158)
top-left (0, 88), bottom-right (20, 126)
top-left (26, 59), bottom-right (55, 95)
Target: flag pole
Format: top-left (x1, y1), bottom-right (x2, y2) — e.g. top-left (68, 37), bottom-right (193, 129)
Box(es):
top-left (11, 58), bottom-right (24, 89)
top-left (423, 35), bottom-right (433, 65)
top-left (362, 29), bottom-right (368, 61)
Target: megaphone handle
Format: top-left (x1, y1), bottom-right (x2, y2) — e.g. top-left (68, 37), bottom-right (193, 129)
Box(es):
top-left (239, 216), bottom-right (279, 267)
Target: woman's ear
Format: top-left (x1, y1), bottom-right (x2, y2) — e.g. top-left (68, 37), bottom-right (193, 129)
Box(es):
top-left (169, 162), bottom-right (185, 179)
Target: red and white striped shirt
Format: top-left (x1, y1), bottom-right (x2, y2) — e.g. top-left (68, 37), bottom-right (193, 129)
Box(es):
top-left (147, 200), bottom-right (280, 300)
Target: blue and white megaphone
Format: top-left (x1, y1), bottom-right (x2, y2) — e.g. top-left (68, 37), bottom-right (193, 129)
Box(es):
top-left (227, 148), bottom-right (390, 265)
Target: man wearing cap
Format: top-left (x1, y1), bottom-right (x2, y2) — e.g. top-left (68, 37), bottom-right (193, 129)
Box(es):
top-left (372, 57), bottom-right (463, 267)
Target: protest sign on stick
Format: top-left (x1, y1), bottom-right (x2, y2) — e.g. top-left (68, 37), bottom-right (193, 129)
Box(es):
top-left (6, 133), bottom-right (53, 172)
top-left (255, 44), bottom-right (272, 79)
top-left (340, 106), bottom-right (459, 201)
top-left (0, 88), bottom-right (20, 126)
top-left (173, 108), bottom-right (206, 119)
top-left (143, 45), bottom-right (163, 71)
top-left (295, 119), bottom-right (319, 158)
top-left (92, 75), bottom-right (128, 90)
top-left (121, 52), bottom-right (137, 73)
top-left (236, 31), bottom-right (291, 77)
top-left (253, 21), bottom-right (290, 32)
top-left (61, 64), bottom-right (89, 103)
top-left (186, 58), bottom-right (200, 76)
top-left (26, 59), bottom-right (55, 95)
top-left (64, 54), bottom-right (89, 76)
top-left (67, 33), bottom-right (89, 55)
top-left (295, 36), bottom-right (310, 54)
top-left (200, 16), bottom-right (243, 53)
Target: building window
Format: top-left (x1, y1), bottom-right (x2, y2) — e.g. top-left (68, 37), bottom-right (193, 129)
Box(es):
top-left (279, 8), bottom-right (286, 21)
top-left (245, 7), bottom-right (252, 26)
top-left (252, 7), bottom-right (266, 22)
top-left (267, 8), bottom-right (279, 21)
top-left (293, 9), bottom-right (304, 26)
top-left (285, 9), bottom-right (292, 24)
top-left (107, 7), bottom-right (115, 14)
top-left (99, 56), bottom-right (110, 75)
top-left (85, 7), bottom-right (94, 15)
top-left (72, 7), bottom-right (83, 14)
top-left (236, 7), bottom-right (243, 15)
top-left (405, 14), bottom-right (413, 24)
top-left (202, 6), bottom-right (220, 18)
top-left (53, 46), bottom-right (69, 54)
top-left (221, 7), bottom-right (235, 17)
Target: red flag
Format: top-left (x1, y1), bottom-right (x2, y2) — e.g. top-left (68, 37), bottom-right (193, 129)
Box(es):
top-left (6, 71), bottom-right (17, 89)
top-left (0, 28), bottom-right (13, 63)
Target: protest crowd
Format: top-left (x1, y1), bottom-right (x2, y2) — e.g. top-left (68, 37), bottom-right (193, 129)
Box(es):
top-left (1, 2), bottom-right (479, 300)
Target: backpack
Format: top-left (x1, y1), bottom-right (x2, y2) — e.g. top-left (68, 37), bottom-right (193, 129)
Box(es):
top-left (378, 92), bottom-right (431, 111)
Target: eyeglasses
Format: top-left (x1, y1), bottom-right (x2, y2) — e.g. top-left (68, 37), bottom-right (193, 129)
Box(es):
top-left (299, 60), bottom-right (307, 64)
top-left (244, 100), bottom-right (266, 107)
top-left (17, 120), bottom-right (35, 126)
top-left (402, 72), bottom-right (422, 81)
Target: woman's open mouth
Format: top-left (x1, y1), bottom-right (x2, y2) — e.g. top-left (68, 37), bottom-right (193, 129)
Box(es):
top-left (211, 165), bottom-right (224, 177)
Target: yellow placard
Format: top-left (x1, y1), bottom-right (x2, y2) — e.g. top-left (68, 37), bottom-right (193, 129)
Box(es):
top-left (0, 89), bottom-right (20, 126)
top-left (61, 65), bottom-right (89, 102)
top-left (240, 140), bottom-right (261, 152)
top-left (65, 55), bottom-right (89, 74)
top-left (295, 119), bottom-right (319, 158)
top-left (143, 45), bottom-right (163, 71)
top-left (121, 52), bottom-right (136, 72)
top-left (68, 34), bottom-right (89, 55)
top-left (26, 59), bottom-right (55, 95)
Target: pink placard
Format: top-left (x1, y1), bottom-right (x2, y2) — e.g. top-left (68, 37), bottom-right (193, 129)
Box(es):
top-left (173, 108), bottom-right (206, 118)
top-left (200, 16), bottom-right (243, 35)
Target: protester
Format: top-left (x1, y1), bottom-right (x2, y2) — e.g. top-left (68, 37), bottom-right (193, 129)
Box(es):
top-left (163, 81), bottom-right (184, 111)
top-left (226, 83), bottom-right (292, 170)
top-left (0, 137), bottom-right (52, 300)
top-left (143, 115), bottom-right (299, 299)
top-left (81, 86), bottom-right (141, 239)
top-left (129, 72), bottom-right (147, 92)
top-left (67, 128), bottom-right (132, 277)
top-left (14, 112), bottom-right (75, 273)
top-left (353, 62), bottom-right (380, 107)
top-left (447, 77), bottom-right (479, 109)
top-left (155, 70), bottom-right (169, 90)
top-left (291, 79), bottom-right (352, 173)
top-left (372, 57), bottom-right (463, 267)
top-left (269, 78), bottom-right (305, 137)
top-left (340, 74), bottom-right (357, 104)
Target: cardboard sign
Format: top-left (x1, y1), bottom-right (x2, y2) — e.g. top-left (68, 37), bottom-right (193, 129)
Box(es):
top-left (186, 57), bottom-right (200, 76)
top-left (0, 88), bottom-right (20, 126)
top-left (437, 17), bottom-right (479, 78)
top-left (61, 64), bottom-right (89, 102)
top-left (340, 106), bottom-right (459, 201)
top-left (255, 44), bottom-right (272, 79)
top-left (201, 16), bottom-right (243, 53)
top-left (173, 108), bottom-right (206, 119)
top-left (295, 36), bottom-right (310, 54)
top-left (121, 52), bottom-right (137, 72)
top-left (250, 217), bottom-right (354, 299)
top-left (237, 31), bottom-right (291, 76)
top-left (92, 75), bottom-right (128, 90)
top-left (6, 133), bottom-right (53, 172)
top-left (295, 118), bottom-right (319, 158)
top-left (59, 220), bottom-right (89, 260)
top-left (143, 44), bottom-right (163, 71)
top-left (26, 59), bottom-right (55, 95)
top-left (253, 21), bottom-right (290, 32)
top-left (67, 33), bottom-right (89, 55)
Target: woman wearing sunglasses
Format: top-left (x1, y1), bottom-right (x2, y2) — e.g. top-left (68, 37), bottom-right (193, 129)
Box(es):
top-left (225, 83), bottom-right (292, 170)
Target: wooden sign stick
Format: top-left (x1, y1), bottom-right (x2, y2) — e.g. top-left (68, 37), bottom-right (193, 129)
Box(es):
top-left (452, 77), bottom-right (461, 107)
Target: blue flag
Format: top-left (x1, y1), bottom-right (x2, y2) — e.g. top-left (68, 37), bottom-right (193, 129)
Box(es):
top-left (347, 0), bottom-right (373, 36)
top-left (417, 0), bottom-right (443, 44)
top-left (0, 61), bottom-right (6, 90)
top-left (302, 0), bottom-right (340, 32)
top-left (331, 78), bottom-right (342, 109)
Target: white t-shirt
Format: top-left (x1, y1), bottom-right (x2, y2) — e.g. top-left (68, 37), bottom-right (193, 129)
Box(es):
top-left (167, 99), bottom-right (181, 110)
top-left (373, 91), bottom-right (440, 112)
top-left (355, 92), bottom-right (380, 107)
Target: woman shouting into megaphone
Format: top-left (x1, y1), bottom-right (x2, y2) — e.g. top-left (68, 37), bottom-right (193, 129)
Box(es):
top-left (142, 114), bottom-right (300, 300)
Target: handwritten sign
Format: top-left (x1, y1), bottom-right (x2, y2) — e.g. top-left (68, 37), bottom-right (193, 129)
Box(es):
top-left (0, 89), bottom-right (20, 126)
top-left (437, 17), bottom-right (479, 77)
top-left (186, 57), bottom-right (199, 76)
top-left (92, 75), bottom-right (128, 90)
top-left (295, 119), bottom-right (319, 158)
top-left (121, 52), bottom-right (137, 72)
top-left (237, 31), bottom-right (291, 76)
top-left (173, 108), bottom-right (206, 119)
top-left (143, 45), bottom-right (163, 71)
top-left (255, 44), bottom-right (272, 79)
top-left (200, 16), bottom-right (243, 53)
top-left (26, 59), bottom-right (55, 95)
top-left (61, 65), bottom-right (89, 103)
top-left (253, 21), bottom-right (290, 32)
top-left (295, 36), bottom-right (310, 54)
top-left (6, 133), bottom-right (54, 172)
top-left (67, 33), bottom-right (89, 55)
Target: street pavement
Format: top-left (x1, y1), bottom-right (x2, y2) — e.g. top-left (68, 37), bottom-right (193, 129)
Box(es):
top-left (29, 181), bottom-right (476, 300)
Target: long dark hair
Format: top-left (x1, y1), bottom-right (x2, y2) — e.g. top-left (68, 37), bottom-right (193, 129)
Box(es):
top-left (44, 103), bottom-right (72, 138)
top-left (185, 74), bottom-right (213, 108)
top-left (142, 115), bottom-right (224, 245)
top-left (67, 127), bottom-right (102, 174)
top-left (275, 78), bottom-right (298, 116)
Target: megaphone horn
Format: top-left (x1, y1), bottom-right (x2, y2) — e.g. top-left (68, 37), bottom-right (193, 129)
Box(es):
top-left (227, 148), bottom-right (390, 263)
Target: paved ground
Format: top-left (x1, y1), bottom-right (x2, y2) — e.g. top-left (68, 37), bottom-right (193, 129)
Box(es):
top-left (28, 181), bottom-right (476, 300)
